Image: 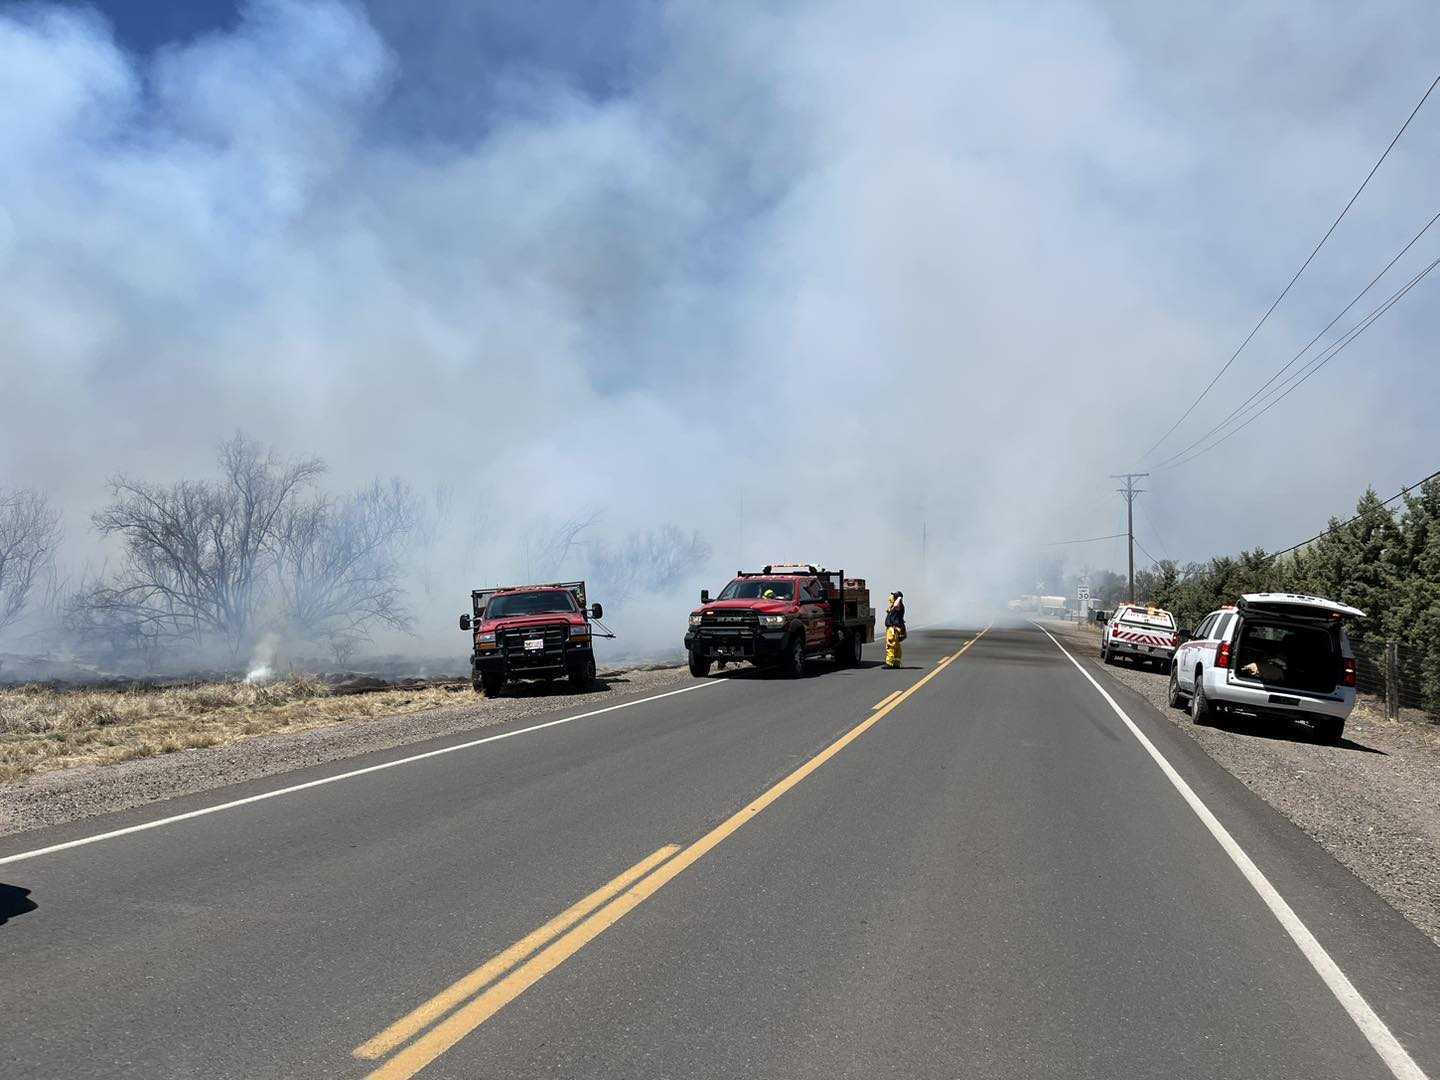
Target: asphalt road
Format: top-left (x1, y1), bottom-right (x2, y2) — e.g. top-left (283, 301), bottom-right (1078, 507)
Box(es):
top-left (3, 621), bottom-right (1438, 1079)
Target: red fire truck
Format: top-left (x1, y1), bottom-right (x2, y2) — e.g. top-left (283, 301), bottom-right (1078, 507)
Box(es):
top-left (459, 581), bottom-right (604, 697)
top-left (683, 564), bottom-right (875, 677)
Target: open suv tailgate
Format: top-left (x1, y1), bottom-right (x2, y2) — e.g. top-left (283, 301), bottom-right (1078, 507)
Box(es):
top-left (1237, 593), bottom-right (1365, 622)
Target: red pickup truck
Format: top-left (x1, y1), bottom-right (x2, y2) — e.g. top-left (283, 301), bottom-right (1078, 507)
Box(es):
top-left (683, 564), bottom-right (875, 677)
top-left (459, 581), bottom-right (604, 697)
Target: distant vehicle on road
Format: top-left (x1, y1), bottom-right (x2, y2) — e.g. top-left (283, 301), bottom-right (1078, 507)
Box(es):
top-left (1008, 594), bottom-right (1068, 615)
top-left (1102, 604), bottom-right (1179, 669)
top-left (1167, 593), bottom-right (1363, 743)
top-left (460, 581), bottom-right (604, 697)
top-left (684, 564), bottom-right (874, 677)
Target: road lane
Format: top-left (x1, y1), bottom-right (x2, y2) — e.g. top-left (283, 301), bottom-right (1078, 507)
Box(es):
top-left (357, 633), bottom-right (986, 1079)
top-left (2, 622), bottom-right (1437, 1079)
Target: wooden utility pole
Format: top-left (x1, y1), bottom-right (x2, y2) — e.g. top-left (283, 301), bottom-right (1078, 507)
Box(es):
top-left (1110, 472), bottom-right (1149, 603)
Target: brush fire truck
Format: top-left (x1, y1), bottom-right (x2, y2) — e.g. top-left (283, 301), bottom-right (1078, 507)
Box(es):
top-left (1101, 603), bottom-right (1180, 670)
top-left (683, 564), bottom-right (875, 677)
top-left (459, 581), bottom-right (604, 697)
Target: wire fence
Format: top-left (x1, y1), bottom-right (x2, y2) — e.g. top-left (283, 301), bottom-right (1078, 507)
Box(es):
top-left (1352, 639), bottom-right (1438, 720)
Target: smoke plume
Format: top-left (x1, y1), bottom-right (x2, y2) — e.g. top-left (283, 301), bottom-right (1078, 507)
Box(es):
top-left (2, 1), bottom-right (1437, 660)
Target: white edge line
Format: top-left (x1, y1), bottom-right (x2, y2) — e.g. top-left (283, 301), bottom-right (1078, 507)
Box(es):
top-left (0, 679), bottom-right (724, 868)
top-left (1034, 622), bottom-right (1428, 1080)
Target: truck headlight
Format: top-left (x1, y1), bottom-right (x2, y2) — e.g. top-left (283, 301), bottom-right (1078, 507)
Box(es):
top-left (759, 614), bottom-right (786, 628)
top-left (476, 631), bottom-right (496, 643)
top-left (569, 624), bottom-right (590, 640)
top-left (689, 614), bottom-right (703, 627)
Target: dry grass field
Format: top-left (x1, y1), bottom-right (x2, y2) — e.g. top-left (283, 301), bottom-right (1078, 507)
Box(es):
top-left (0, 678), bottom-right (469, 782)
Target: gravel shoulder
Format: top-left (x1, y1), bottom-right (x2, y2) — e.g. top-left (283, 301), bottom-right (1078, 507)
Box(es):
top-left (0, 665), bottom-right (693, 839)
top-left (1044, 618), bottom-right (1440, 949)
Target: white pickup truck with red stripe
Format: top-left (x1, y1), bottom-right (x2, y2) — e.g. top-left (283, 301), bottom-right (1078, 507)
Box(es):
top-left (1102, 604), bottom-right (1180, 669)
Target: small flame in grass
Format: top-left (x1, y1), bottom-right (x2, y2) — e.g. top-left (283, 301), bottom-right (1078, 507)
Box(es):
top-left (244, 665), bottom-right (274, 685)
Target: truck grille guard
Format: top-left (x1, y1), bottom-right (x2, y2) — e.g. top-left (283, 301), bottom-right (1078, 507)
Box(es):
top-left (699, 612), bottom-right (759, 629)
top-left (499, 624), bottom-right (569, 669)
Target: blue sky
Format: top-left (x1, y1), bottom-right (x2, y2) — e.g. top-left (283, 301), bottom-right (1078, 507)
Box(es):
top-left (4, 1), bottom-right (1439, 624)
top-left (88, 0), bottom-right (655, 132)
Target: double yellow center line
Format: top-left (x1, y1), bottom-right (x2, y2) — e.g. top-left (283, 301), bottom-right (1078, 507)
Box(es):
top-left (356, 626), bottom-right (989, 1078)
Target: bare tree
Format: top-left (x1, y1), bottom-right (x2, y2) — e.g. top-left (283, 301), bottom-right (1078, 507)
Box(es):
top-left (63, 563), bottom-right (163, 669)
top-left (275, 478), bottom-right (418, 650)
top-left (519, 513), bottom-right (599, 582)
top-left (589, 525), bottom-right (711, 605)
top-left (412, 481), bottom-right (455, 600)
top-left (0, 487), bottom-right (62, 638)
top-left (89, 433), bottom-right (324, 653)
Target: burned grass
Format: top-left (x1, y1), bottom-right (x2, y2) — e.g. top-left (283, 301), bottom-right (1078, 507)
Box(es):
top-left (0, 677), bottom-right (469, 783)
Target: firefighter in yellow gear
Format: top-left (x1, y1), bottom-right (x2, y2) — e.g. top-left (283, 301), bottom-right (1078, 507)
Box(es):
top-left (884, 591), bottom-right (906, 669)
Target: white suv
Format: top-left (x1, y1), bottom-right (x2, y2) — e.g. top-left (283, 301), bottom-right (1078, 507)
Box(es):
top-left (1101, 604), bottom-right (1179, 670)
top-left (1167, 593), bottom-right (1363, 743)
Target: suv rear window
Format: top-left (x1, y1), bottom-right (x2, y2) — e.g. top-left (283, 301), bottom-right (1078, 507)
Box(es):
top-left (1234, 620), bottom-right (1339, 692)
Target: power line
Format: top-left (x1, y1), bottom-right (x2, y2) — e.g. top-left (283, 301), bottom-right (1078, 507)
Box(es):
top-left (1157, 256), bottom-right (1439, 472)
top-left (1133, 537), bottom-right (1162, 567)
top-left (1040, 532), bottom-right (1127, 546)
top-left (1139, 72), bottom-right (1440, 462)
top-left (1264, 466), bottom-right (1440, 562)
top-left (1061, 467), bottom-right (1440, 580)
top-left (1138, 499), bottom-right (1171, 559)
top-left (1152, 208), bottom-right (1440, 469)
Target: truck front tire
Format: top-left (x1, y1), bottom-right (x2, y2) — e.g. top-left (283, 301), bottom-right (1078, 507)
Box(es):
top-left (688, 650), bottom-right (712, 678)
top-left (479, 672), bottom-right (505, 698)
top-left (1167, 665), bottom-right (1186, 709)
top-left (1190, 674), bottom-right (1210, 725)
top-left (570, 655), bottom-right (596, 691)
top-left (784, 634), bottom-right (806, 677)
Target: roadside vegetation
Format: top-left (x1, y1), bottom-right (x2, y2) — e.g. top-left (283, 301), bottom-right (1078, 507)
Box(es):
top-left (0, 677), bottom-right (467, 783)
top-left (0, 431), bottom-right (712, 678)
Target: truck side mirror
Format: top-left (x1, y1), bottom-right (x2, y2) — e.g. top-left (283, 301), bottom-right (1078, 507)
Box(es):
top-left (700, 589), bottom-right (710, 604)
top-left (459, 614), bottom-right (471, 631)
top-left (591, 603), bottom-right (603, 620)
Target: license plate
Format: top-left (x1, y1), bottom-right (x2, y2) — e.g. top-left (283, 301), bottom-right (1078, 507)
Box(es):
top-left (524, 638), bottom-right (545, 651)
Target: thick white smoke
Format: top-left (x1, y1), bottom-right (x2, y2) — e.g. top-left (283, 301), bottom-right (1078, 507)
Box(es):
top-left (1, 1), bottom-right (1437, 659)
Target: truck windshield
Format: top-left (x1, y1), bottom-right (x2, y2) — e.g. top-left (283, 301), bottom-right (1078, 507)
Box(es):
top-left (717, 580), bottom-right (796, 601)
top-left (486, 591), bottom-right (578, 618)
